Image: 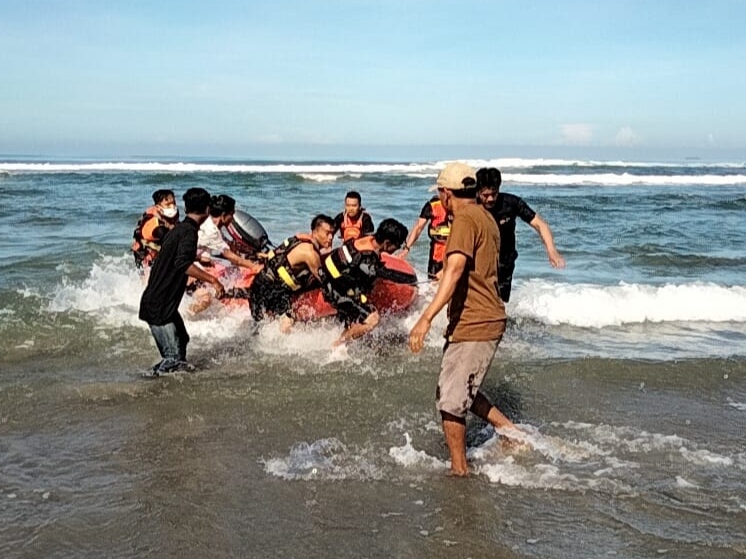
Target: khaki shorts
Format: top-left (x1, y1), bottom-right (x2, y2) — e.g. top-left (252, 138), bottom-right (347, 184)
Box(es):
top-left (435, 338), bottom-right (502, 418)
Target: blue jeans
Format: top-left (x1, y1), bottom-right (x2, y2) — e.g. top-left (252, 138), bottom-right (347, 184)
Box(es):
top-left (148, 313), bottom-right (190, 373)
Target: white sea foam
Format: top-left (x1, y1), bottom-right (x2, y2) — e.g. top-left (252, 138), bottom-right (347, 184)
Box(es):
top-left (263, 438), bottom-right (383, 481)
top-left (464, 420), bottom-right (741, 492)
top-left (679, 447), bottom-right (733, 467)
top-left (512, 280), bottom-right (746, 327)
top-left (388, 433), bottom-right (447, 471)
top-left (298, 173), bottom-right (342, 182)
top-left (727, 401), bottom-right (746, 411)
top-left (675, 476), bottom-right (700, 489)
top-left (36, 255), bottom-right (746, 363)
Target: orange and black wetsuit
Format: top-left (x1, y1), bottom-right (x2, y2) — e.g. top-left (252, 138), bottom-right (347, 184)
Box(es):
top-left (248, 234), bottom-right (319, 321)
top-left (320, 236), bottom-right (381, 325)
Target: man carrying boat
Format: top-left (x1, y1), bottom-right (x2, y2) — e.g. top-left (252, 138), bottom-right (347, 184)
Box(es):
top-left (320, 218), bottom-right (408, 346)
top-left (248, 214), bottom-right (335, 333)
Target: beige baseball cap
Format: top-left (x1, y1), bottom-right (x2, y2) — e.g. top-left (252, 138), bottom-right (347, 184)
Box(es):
top-left (429, 162), bottom-right (477, 191)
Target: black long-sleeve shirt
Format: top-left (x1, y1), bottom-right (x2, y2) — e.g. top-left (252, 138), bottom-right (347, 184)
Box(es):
top-left (138, 217), bottom-right (200, 325)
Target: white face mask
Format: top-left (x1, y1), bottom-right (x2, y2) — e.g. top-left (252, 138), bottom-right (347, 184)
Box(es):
top-left (161, 206), bottom-right (178, 219)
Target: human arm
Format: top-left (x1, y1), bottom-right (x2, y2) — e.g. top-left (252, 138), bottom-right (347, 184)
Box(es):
top-left (220, 248), bottom-right (263, 272)
top-left (333, 311), bottom-right (380, 346)
top-left (186, 264), bottom-right (225, 298)
top-left (408, 252), bottom-right (467, 353)
top-left (362, 213), bottom-right (375, 236)
top-left (529, 215), bottom-right (565, 268)
top-left (288, 244), bottom-right (324, 283)
top-left (333, 213), bottom-right (343, 238)
top-left (399, 217), bottom-right (428, 258)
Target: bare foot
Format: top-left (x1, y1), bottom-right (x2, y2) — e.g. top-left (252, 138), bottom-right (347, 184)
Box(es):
top-left (447, 468), bottom-right (469, 478)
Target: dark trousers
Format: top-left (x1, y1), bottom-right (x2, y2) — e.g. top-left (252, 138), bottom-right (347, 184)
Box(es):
top-left (498, 261), bottom-right (515, 302)
top-left (148, 312), bottom-right (190, 372)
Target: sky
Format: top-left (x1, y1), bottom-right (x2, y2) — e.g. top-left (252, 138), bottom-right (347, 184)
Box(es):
top-left (1, 0), bottom-right (745, 158)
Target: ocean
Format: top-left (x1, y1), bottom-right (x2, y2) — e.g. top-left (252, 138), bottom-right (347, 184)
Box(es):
top-left (1, 155), bottom-right (745, 558)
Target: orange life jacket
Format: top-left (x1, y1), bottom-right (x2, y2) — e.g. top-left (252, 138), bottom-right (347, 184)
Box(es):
top-left (427, 200), bottom-right (451, 241)
top-left (131, 206), bottom-right (162, 268)
top-left (427, 199), bottom-right (452, 263)
top-left (339, 211), bottom-right (369, 241)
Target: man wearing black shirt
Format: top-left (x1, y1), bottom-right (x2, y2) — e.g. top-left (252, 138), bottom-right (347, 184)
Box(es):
top-left (476, 167), bottom-right (565, 302)
top-left (139, 187), bottom-right (225, 375)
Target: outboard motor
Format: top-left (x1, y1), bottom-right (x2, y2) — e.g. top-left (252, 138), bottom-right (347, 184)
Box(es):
top-left (226, 210), bottom-right (273, 255)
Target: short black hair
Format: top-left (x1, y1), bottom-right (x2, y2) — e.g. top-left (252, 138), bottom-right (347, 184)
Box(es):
top-left (374, 218), bottom-right (408, 246)
top-left (152, 189), bottom-right (175, 204)
top-left (345, 191), bottom-right (362, 203)
top-left (183, 187), bottom-right (211, 215)
top-left (311, 214), bottom-right (335, 230)
top-left (450, 186), bottom-right (478, 199)
top-left (476, 167), bottom-right (502, 192)
top-left (209, 194), bottom-right (236, 217)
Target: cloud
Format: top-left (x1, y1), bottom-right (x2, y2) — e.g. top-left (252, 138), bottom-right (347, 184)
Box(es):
top-left (612, 126), bottom-right (640, 147)
top-left (560, 124), bottom-right (593, 145)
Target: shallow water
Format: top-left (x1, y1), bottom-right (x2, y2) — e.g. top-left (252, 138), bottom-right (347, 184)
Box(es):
top-left (1, 156), bottom-right (745, 558)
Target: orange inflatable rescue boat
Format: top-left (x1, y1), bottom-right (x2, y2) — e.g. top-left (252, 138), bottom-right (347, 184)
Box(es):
top-left (218, 211), bottom-right (419, 320)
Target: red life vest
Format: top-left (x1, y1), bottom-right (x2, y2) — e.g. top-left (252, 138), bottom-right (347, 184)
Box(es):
top-left (427, 199), bottom-right (452, 263)
top-left (427, 200), bottom-right (451, 241)
top-left (339, 211), bottom-right (370, 241)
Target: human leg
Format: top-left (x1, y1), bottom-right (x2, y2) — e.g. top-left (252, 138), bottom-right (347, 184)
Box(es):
top-left (441, 412), bottom-right (468, 476)
top-left (470, 392), bottom-right (516, 430)
top-left (148, 321), bottom-right (185, 372)
top-left (497, 261), bottom-right (515, 302)
top-left (436, 340), bottom-right (500, 474)
top-left (171, 312), bottom-right (190, 361)
top-left (427, 243), bottom-right (445, 280)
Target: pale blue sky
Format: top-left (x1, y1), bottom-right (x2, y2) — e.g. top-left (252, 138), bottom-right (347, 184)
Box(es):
top-left (1, 0), bottom-right (745, 157)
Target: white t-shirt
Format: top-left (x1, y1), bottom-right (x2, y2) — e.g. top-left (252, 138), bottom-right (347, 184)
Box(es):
top-left (198, 217), bottom-right (229, 257)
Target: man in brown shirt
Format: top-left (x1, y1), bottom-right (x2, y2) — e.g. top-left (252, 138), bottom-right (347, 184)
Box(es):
top-left (409, 162), bottom-right (523, 476)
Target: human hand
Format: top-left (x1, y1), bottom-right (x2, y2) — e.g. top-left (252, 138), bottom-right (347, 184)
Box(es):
top-left (408, 316), bottom-right (432, 353)
top-left (549, 251), bottom-right (566, 269)
top-left (212, 280), bottom-right (225, 299)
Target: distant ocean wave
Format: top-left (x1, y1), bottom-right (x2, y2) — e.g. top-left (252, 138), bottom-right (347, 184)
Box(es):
top-left (3, 161), bottom-right (746, 187)
top-left (2, 158), bottom-right (744, 177)
top-left (0, 161), bottom-right (437, 174)
top-left (508, 173), bottom-right (746, 186)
